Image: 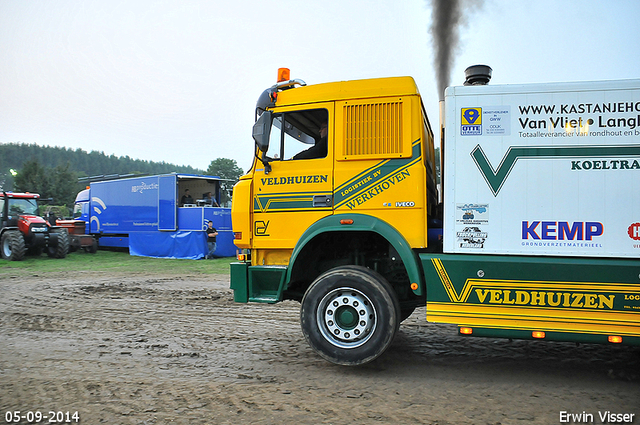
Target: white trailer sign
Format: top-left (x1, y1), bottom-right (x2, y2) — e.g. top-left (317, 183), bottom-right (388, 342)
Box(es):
top-left (443, 79), bottom-right (640, 258)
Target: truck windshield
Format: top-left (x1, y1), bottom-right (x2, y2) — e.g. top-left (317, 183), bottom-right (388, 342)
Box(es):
top-left (73, 203), bottom-right (83, 219)
top-left (8, 198), bottom-right (39, 216)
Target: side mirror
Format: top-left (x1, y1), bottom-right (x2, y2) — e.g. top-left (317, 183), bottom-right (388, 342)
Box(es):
top-left (252, 111), bottom-right (272, 153)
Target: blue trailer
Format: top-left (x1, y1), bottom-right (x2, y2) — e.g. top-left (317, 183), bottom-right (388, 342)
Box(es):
top-left (73, 173), bottom-right (235, 259)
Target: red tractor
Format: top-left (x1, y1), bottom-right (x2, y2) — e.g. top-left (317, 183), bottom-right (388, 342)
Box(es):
top-left (0, 191), bottom-right (70, 261)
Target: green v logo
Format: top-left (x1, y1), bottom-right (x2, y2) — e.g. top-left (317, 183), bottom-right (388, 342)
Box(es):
top-left (471, 144), bottom-right (640, 196)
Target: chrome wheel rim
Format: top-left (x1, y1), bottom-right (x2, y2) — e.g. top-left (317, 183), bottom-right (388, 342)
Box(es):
top-left (317, 287), bottom-right (376, 349)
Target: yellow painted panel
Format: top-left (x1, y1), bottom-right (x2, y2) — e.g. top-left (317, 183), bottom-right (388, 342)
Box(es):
top-left (230, 178), bottom-right (252, 249)
top-left (427, 302), bottom-right (640, 336)
top-left (252, 249), bottom-right (293, 266)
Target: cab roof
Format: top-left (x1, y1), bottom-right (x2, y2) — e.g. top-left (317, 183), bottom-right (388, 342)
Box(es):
top-left (274, 76), bottom-right (420, 107)
top-left (2, 191), bottom-right (40, 199)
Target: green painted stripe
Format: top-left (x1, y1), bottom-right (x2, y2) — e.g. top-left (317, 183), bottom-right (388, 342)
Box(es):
top-left (334, 139), bottom-right (421, 194)
top-left (254, 191), bottom-right (333, 212)
top-left (472, 144), bottom-right (640, 196)
top-left (254, 139), bottom-right (423, 212)
top-left (334, 158), bottom-right (421, 209)
top-left (334, 140), bottom-right (422, 207)
top-left (334, 160), bottom-right (391, 194)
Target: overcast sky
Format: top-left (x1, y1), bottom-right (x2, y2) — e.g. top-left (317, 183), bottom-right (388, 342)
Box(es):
top-left (1, 0), bottom-right (639, 173)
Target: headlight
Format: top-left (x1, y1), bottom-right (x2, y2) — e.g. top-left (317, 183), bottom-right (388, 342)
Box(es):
top-left (31, 226), bottom-right (48, 233)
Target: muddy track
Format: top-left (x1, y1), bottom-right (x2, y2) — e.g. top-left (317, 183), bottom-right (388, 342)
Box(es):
top-left (1, 272), bottom-right (638, 424)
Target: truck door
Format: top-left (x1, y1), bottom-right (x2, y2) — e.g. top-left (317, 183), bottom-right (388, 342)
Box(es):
top-left (252, 105), bottom-right (333, 252)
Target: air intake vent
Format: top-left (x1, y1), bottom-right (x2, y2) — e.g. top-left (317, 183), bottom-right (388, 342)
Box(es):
top-left (342, 99), bottom-right (404, 159)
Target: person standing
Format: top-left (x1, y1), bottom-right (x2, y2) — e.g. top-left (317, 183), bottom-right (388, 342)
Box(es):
top-left (206, 220), bottom-right (218, 259)
top-left (181, 189), bottom-right (194, 205)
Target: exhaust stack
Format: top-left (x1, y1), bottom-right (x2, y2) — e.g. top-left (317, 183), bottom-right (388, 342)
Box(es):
top-left (438, 100), bottom-right (445, 204)
top-left (464, 65), bottom-right (492, 86)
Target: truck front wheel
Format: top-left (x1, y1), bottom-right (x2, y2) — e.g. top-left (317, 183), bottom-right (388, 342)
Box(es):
top-left (300, 265), bottom-right (400, 366)
top-left (1, 231), bottom-right (26, 261)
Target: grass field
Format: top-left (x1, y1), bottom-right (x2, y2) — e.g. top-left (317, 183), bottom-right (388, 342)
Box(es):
top-left (0, 250), bottom-right (234, 277)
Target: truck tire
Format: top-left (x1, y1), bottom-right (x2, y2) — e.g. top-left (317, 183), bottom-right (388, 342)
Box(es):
top-left (47, 229), bottom-right (69, 259)
top-left (1, 231), bottom-right (26, 261)
top-left (300, 265), bottom-right (400, 366)
top-left (86, 239), bottom-right (98, 254)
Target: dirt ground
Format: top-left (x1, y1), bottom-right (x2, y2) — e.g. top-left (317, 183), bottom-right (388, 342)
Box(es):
top-left (0, 271), bottom-right (638, 425)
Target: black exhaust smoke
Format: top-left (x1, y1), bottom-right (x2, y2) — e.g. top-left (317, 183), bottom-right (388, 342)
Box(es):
top-left (429, 0), bottom-right (484, 99)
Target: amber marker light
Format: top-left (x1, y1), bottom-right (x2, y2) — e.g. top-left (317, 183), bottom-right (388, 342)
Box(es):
top-left (459, 327), bottom-right (473, 335)
top-left (340, 219), bottom-right (354, 225)
top-left (277, 68), bottom-right (290, 82)
top-left (608, 335), bottom-right (623, 344)
top-left (234, 232), bottom-right (242, 239)
top-left (410, 283), bottom-right (419, 291)
top-left (532, 331), bottom-right (546, 339)
top-left (237, 253), bottom-right (246, 261)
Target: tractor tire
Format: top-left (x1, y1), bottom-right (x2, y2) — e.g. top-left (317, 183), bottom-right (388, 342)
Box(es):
top-left (47, 229), bottom-right (70, 259)
top-left (300, 265), bottom-right (400, 366)
top-left (1, 231), bottom-right (26, 261)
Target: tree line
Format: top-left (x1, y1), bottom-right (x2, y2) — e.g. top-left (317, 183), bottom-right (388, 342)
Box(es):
top-left (0, 143), bottom-right (245, 209)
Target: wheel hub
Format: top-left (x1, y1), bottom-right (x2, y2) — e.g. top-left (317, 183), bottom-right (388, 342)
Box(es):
top-left (318, 287), bottom-right (376, 349)
top-left (334, 305), bottom-right (358, 329)
top-left (2, 238), bottom-right (11, 257)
